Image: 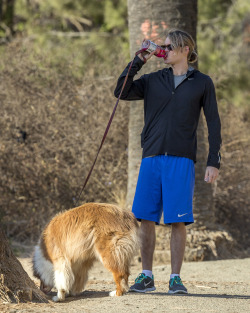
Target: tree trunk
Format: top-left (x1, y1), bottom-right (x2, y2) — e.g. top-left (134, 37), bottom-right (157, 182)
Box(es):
top-left (0, 227), bottom-right (48, 303)
top-left (126, 0), bottom-right (217, 225)
top-left (126, 0), bottom-right (235, 261)
top-left (126, 0), bottom-right (198, 208)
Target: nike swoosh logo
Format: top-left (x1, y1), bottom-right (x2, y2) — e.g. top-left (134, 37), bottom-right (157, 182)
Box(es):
top-left (178, 213), bottom-right (188, 217)
top-left (144, 281), bottom-right (152, 287)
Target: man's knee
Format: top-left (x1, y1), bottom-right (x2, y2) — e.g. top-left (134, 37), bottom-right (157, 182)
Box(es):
top-left (141, 219), bottom-right (155, 227)
top-left (171, 222), bottom-right (186, 229)
top-left (140, 220), bottom-right (155, 237)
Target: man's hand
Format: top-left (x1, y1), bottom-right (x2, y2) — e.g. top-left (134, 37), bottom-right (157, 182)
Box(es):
top-left (138, 50), bottom-right (155, 62)
top-left (137, 39), bottom-right (156, 63)
top-left (204, 166), bottom-right (219, 183)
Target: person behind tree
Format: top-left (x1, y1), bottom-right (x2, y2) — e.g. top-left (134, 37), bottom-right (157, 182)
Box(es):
top-left (114, 29), bottom-right (221, 294)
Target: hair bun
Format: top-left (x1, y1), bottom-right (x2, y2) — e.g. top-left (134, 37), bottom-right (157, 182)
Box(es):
top-left (189, 50), bottom-right (198, 63)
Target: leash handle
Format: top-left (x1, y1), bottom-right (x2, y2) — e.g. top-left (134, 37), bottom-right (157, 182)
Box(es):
top-left (135, 49), bottom-right (147, 63)
top-left (74, 57), bottom-right (136, 206)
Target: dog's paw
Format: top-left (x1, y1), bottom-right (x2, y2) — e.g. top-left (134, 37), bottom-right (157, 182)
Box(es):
top-left (109, 290), bottom-right (117, 297)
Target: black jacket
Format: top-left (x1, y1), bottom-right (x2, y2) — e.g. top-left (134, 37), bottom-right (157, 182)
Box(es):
top-left (114, 56), bottom-right (221, 169)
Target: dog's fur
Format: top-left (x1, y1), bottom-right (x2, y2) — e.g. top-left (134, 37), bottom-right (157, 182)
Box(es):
top-left (32, 203), bottom-right (139, 302)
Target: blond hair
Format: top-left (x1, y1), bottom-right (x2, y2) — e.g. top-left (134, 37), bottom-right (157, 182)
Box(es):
top-left (167, 29), bottom-right (198, 64)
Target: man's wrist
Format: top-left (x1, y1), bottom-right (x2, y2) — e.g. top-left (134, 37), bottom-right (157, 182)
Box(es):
top-left (134, 55), bottom-right (145, 66)
top-left (206, 163), bottom-right (220, 170)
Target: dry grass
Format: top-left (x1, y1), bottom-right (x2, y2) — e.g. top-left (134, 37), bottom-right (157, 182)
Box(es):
top-left (0, 38), bottom-right (249, 256)
top-left (0, 39), bottom-right (129, 243)
top-left (213, 105), bottom-right (250, 251)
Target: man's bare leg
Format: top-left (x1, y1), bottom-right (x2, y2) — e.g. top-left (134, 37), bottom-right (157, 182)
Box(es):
top-left (170, 222), bottom-right (186, 274)
top-left (130, 219), bottom-right (156, 292)
top-left (168, 222), bottom-right (188, 294)
top-left (140, 219), bottom-right (156, 271)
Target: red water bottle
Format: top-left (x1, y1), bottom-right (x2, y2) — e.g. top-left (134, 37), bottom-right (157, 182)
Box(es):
top-left (141, 40), bottom-right (167, 58)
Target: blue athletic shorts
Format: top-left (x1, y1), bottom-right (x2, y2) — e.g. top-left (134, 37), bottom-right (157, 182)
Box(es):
top-left (132, 155), bottom-right (195, 225)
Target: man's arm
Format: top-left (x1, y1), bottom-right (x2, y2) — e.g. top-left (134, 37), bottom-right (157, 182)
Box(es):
top-left (114, 51), bottom-right (155, 100)
top-left (114, 56), bottom-right (145, 100)
top-left (202, 77), bottom-right (222, 183)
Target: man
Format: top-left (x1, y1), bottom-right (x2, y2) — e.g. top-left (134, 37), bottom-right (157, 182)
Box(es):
top-left (114, 29), bottom-right (221, 294)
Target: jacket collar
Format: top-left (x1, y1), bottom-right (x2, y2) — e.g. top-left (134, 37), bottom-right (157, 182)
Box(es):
top-left (165, 66), bottom-right (197, 76)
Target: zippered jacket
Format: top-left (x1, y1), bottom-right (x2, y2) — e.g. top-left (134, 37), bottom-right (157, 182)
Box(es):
top-left (114, 56), bottom-right (221, 169)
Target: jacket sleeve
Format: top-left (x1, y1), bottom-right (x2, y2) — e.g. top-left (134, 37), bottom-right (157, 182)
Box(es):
top-left (114, 56), bottom-right (146, 100)
top-left (202, 77), bottom-right (222, 169)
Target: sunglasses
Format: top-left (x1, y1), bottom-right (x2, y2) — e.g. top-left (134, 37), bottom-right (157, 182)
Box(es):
top-left (161, 44), bottom-right (173, 51)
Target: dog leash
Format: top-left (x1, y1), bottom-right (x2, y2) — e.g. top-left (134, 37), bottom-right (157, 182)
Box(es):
top-left (74, 53), bottom-right (146, 207)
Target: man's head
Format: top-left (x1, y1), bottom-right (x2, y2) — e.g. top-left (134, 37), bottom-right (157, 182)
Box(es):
top-left (163, 29), bottom-right (198, 66)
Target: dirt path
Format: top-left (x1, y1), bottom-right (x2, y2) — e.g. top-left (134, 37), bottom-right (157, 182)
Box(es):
top-left (1, 258), bottom-right (250, 313)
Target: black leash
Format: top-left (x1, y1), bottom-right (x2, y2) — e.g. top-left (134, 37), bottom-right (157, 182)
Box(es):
top-left (74, 55), bottom-right (143, 207)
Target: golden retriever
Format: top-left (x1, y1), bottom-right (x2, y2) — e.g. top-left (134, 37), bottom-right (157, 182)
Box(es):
top-left (32, 203), bottom-right (139, 302)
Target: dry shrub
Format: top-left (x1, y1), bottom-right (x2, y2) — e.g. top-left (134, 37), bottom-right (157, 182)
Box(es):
top-left (0, 39), bottom-right (129, 243)
top-left (213, 105), bottom-right (250, 253)
top-left (0, 38), bottom-right (249, 257)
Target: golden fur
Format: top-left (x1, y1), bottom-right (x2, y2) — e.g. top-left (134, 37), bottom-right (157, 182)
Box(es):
top-left (33, 203), bottom-right (139, 302)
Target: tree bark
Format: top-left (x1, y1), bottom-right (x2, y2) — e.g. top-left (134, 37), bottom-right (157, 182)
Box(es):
top-left (0, 227), bottom-right (48, 303)
top-left (125, 0), bottom-right (235, 261)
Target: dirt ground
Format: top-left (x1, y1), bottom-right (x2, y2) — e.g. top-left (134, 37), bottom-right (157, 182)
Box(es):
top-left (0, 256), bottom-right (249, 313)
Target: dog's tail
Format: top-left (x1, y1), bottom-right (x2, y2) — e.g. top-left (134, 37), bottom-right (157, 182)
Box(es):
top-left (113, 228), bottom-right (140, 270)
top-left (95, 225), bottom-right (140, 273)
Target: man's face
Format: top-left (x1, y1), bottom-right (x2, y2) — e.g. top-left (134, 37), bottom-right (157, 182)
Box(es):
top-left (163, 37), bottom-right (189, 65)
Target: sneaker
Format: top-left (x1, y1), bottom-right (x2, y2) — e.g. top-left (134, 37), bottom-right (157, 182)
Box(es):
top-left (168, 276), bottom-right (188, 294)
top-left (129, 273), bottom-right (156, 293)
